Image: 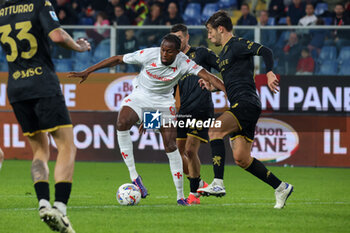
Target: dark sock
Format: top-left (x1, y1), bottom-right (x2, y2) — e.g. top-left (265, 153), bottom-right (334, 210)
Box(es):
top-left (210, 139), bottom-right (225, 179)
top-left (55, 182), bottom-right (72, 205)
top-left (245, 158), bottom-right (282, 189)
top-left (34, 181), bottom-right (50, 201)
top-left (189, 177), bottom-right (200, 193)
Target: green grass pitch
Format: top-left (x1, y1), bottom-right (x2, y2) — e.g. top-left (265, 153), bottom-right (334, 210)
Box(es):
top-left (1, 160), bottom-right (350, 233)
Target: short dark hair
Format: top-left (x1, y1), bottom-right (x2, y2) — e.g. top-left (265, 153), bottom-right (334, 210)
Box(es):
top-left (306, 3), bottom-right (314, 8)
top-left (205, 10), bottom-right (233, 32)
top-left (335, 2), bottom-right (344, 8)
top-left (115, 4), bottom-right (125, 11)
top-left (170, 24), bottom-right (188, 35)
top-left (241, 3), bottom-right (249, 9)
top-left (162, 34), bottom-right (181, 50)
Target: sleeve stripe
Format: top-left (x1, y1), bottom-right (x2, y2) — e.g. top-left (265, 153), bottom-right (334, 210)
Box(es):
top-left (48, 27), bottom-right (61, 37)
top-left (256, 45), bottom-right (263, 55)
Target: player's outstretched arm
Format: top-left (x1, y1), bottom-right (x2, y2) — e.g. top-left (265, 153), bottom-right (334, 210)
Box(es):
top-left (49, 28), bottom-right (91, 52)
top-left (197, 69), bottom-right (226, 93)
top-left (257, 46), bottom-right (279, 94)
top-left (68, 55), bottom-right (125, 83)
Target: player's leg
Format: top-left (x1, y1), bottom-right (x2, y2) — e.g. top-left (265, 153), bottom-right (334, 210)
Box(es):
top-left (231, 137), bottom-right (293, 209)
top-left (50, 127), bottom-right (76, 215)
top-left (0, 148), bottom-right (4, 171)
top-left (198, 112), bottom-right (239, 197)
top-left (26, 133), bottom-right (75, 232)
top-left (160, 125), bottom-right (188, 205)
top-left (116, 106), bottom-right (148, 197)
top-left (27, 133), bottom-right (51, 210)
top-left (176, 139), bottom-right (189, 176)
top-left (37, 127), bottom-right (75, 233)
top-left (176, 125), bottom-right (189, 176)
top-left (184, 135), bottom-right (202, 204)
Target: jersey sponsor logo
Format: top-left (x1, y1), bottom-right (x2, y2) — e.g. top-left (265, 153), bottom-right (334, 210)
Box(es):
top-left (0, 3), bottom-right (34, 16)
top-left (251, 118), bottom-right (299, 163)
top-left (104, 75), bottom-right (135, 111)
top-left (145, 70), bottom-right (172, 81)
top-left (12, 67), bottom-right (43, 80)
top-left (49, 11), bottom-right (59, 21)
top-left (143, 110), bottom-right (161, 129)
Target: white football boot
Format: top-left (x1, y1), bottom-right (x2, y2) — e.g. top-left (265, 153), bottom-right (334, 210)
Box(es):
top-left (274, 182), bottom-right (294, 209)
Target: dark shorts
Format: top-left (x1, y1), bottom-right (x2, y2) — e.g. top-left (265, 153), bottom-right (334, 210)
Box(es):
top-left (176, 113), bottom-right (213, 143)
top-left (11, 95), bottom-right (72, 136)
top-left (227, 101), bottom-right (261, 142)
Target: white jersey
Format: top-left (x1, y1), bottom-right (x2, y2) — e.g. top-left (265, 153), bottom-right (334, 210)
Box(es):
top-left (298, 15), bottom-right (317, 26)
top-left (123, 47), bottom-right (202, 95)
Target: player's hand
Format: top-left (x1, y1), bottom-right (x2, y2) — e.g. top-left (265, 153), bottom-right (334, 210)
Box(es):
top-left (198, 79), bottom-right (214, 91)
top-left (267, 71), bottom-right (279, 94)
top-left (68, 70), bottom-right (90, 84)
top-left (76, 38), bottom-right (91, 52)
top-left (138, 122), bottom-right (146, 134)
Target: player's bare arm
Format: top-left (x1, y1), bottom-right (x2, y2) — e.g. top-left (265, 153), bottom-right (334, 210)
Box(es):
top-left (197, 69), bottom-right (226, 93)
top-left (68, 55), bottom-right (125, 83)
top-left (49, 28), bottom-right (91, 52)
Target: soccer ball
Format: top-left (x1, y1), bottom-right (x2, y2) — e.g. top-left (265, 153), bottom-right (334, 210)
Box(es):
top-left (116, 183), bottom-right (141, 206)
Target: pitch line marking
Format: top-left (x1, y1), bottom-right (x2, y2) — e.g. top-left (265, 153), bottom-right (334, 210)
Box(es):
top-left (1, 201), bottom-right (350, 212)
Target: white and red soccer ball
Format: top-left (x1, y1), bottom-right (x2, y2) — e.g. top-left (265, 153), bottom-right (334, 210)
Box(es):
top-left (116, 183), bottom-right (141, 206)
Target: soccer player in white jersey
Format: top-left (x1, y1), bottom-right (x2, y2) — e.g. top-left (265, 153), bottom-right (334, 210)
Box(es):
top-left (69, 34), bottom-right (225, 205)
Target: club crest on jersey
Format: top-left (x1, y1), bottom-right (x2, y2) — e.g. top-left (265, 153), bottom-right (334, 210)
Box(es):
top-left (143, 110), bottom-right (161, 129)
top-left (49, 11), bottom-right (58, 21)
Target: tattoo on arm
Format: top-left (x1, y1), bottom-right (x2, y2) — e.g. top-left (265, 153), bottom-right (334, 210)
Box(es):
top-left (31, 159), bottom-right (49, 182)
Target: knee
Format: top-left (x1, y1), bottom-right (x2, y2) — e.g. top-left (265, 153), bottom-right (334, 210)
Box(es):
top-left (164, 141), bottom-right (177, 153)
top-left (234, 156), bottom-right (251, 168)
top-left (58, 141), bottom-right (76, 157)
top-left (117, 117), bottom-right (133, 131)
top-left (184, 146), bottom-right (196, 159)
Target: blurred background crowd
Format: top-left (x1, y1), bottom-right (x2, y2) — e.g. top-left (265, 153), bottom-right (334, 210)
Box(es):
top-left (1, 0), bottom-right (350, 75)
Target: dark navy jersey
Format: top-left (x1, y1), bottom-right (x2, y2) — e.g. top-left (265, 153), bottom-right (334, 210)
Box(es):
top-left (0, 0), bottom-right (62, 103)
top-left (177, 46), bottom-right (219, 116)
top-left (218, 36), bottom-right (262, 107)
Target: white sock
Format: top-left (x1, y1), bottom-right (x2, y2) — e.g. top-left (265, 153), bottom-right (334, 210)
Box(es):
top-left (39, 199), bottom-right (51, 209)
top-left (0, 162), bottom-right (2, 171)
top-left (214, 178), bottom-right (224, 186)
top-left (117, 130), bottom-right (138, 180)
top-left (53, 201), bottom-right (67, 216)
top-left (166, 149), bottom-right (184, 200)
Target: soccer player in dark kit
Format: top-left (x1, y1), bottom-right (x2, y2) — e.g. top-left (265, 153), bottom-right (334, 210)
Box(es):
top-left (0, 0), bottom-right (90, 231)
top-left (197, 11), bottom-right (293, 209)
top-left (170, 24), bottom-right (222, 204)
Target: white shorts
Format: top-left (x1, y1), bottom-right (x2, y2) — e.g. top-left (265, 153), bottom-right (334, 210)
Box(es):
top-left (120, 85), bottom-right (176, 125)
